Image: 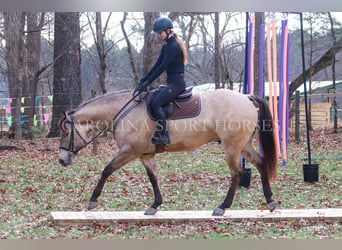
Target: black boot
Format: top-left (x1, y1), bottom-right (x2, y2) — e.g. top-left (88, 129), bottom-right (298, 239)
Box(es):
top-left (151, 125), bottom-right (170, 146)
top-left (151, 108), bottom-right (170, 146)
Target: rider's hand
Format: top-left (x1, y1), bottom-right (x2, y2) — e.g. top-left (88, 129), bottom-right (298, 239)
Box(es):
top-left (137, 81), bottom-right (148, 92)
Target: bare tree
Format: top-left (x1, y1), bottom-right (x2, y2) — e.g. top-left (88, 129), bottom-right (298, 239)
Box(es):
top-left (121, 12), bottom-right (139, 85)
top-left (142, 12), bottom-right (163, 86)
top-left (48, 12), bottom-right (82, 138)
top-left (328, 12), bottom-right (338, 133)
top-left (23, 12), bottom-right (46, 139)
top-left (86, 12), bottom-right (118, 95)
top-left (254, 12), bottom-right (264, 96)
top-left (214, 12), bottom-right (220, 89)
top-left (3, 12), bottom-right (26, 139)
top-left (289, 36), bottom-right (342, 98)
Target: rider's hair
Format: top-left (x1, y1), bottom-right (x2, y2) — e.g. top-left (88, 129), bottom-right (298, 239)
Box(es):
top-left (173, 32), bottom-right (188, 65)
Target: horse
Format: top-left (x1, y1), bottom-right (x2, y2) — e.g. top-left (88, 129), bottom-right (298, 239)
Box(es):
top-left (58, 88), bottom-right (277, 216)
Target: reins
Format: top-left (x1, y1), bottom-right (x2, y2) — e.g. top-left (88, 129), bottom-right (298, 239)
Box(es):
top-left (60, 89), bottom-right (143, 154)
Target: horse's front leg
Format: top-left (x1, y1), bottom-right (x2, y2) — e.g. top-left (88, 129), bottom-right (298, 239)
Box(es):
top-left (87, 145), bottom-right (138, 210)
top-left (140, 154), bottom-right (163, 215)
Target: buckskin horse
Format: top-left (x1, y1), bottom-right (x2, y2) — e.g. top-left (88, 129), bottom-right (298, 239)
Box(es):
top-left (58, 88), bottom-right (277, 216)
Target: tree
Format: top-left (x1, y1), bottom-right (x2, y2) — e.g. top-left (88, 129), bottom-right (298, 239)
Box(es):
top-left (121, 12), bottom-right (139, 85)
top-left (254, 12), bottom-right (264, 96)
top-left (214, 12), bottom-right (220, 89)
top-left (22, 12), bottom-right (46, 139)
top-left (289, 36), bottom-right (342, 98)
top-left (48, 12), bottom-right (82, 137)
top-left (142, 12), bottom-right (162, 87)
top-left (86, 12), bottom-right (118, 95)
top-left (328, 12), bottom-right (338, 133)
top-left (3, 12), bottom-right (26, 139)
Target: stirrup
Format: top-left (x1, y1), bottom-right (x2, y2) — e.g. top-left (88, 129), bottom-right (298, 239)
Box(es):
top-left (151, 133), bottom-right (170, 146)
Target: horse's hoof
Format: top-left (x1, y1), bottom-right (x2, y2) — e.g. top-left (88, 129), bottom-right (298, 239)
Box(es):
top-left (87, 201), bottom-right (98, 210)
top-left (144, 207), bottom-right (157, 215)
top-left (267, 200), bottom-right (277, 212)
top-left (212, 207), bottom-right (225, 216)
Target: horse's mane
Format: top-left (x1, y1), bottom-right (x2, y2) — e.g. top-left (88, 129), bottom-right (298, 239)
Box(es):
top-left (66, 89), bottom-right (132, 115)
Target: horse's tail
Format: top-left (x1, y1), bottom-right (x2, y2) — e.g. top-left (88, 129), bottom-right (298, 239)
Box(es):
top-left (253, 96), bottom-right (277, 180)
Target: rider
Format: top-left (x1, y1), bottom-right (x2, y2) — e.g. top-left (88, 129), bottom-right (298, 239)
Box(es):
top-left (137, 16), bottom-right (188, 146)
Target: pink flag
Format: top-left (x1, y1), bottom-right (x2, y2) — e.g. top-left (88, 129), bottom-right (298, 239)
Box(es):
top-left (43, 114), bottom-right (49, 124)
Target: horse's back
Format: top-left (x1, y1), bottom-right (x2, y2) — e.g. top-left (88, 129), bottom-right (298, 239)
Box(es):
top-left (199, 89), bottom-right (257, 121)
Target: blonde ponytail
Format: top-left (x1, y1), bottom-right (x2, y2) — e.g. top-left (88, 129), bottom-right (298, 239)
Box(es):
top-left (174, 33), bottom-right (188, 65)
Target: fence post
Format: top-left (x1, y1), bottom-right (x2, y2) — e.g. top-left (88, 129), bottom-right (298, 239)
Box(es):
top-left (295, 91), bottom-right (300, 141)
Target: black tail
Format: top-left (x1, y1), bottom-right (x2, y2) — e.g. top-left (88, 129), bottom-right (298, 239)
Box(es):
top-left (254, 96), bottom-right (277, 179)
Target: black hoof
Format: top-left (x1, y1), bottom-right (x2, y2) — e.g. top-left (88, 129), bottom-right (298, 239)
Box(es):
top-left (267, 200), bottom-right (277, 212)
top-left (144, 207), bottom-right (157, 215)
top-left (212, 207), bottom-right (225, 216)
top-left (87, 201), bottom-right (98, 210)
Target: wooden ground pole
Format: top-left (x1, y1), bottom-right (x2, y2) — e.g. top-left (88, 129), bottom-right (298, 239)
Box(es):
top-left (51, 208), bottom-right (342, 225)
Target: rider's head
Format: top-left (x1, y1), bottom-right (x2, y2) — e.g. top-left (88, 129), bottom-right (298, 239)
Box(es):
top-left (151, 17), bottom-right (173, 40)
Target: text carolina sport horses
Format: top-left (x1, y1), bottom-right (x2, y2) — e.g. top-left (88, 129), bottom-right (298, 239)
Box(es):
top-left (58, 89), bottom-right (277, 216)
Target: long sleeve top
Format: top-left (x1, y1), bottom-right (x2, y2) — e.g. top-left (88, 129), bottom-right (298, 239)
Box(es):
top-left (141, 36), bottom-right (184, 84)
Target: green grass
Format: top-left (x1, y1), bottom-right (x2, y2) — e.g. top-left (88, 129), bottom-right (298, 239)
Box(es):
top-left (1, 127), bottom-right (342, 239)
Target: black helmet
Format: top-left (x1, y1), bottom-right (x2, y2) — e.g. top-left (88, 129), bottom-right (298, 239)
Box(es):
top-left (151, 17), bottom-right (173, 34)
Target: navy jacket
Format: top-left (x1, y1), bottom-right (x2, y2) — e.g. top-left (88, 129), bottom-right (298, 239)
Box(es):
top-left (142, 36), bottom-right (184, 84)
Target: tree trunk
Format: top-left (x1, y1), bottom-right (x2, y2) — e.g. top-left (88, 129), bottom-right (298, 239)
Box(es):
top-left (328, 12), bottom-right (338, 133)
top-left (142, 12), bottom-right (163, 87)
top-left (3, 12), bottom-right (26, 139)
top-left (95, 12), bottom-right (107, 95)
top-left (254, 12), bottom-right (264, 96)
top-left (214, 12), bottom-right (220, 89)
top-left (23, 12), bottom-right (45, 139)
top-left (48, 12), bottom-right (82, 138)
top-left (121, 12), bottom-right (139, 86)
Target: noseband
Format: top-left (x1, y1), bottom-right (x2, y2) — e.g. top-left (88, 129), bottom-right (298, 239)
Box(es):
top-left (59, 114), bottom-right (88, 154)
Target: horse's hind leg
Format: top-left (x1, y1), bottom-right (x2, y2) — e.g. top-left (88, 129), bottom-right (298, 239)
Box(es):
top-left (213, 149), bottom-right (243, 216)
top-left (241, 143), bottom-right (277, 212)
top-left (140, 154), bottom-right (163, 215)
top-left (87, 145), bottom-right (139, 210)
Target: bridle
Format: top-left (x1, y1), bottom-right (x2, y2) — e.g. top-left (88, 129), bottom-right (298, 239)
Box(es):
top-left (59, 114), bottom-right (89, 154)
top-left (59, 89), bottom-right (143, 155)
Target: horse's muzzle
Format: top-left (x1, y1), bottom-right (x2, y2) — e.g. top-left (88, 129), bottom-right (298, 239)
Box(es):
top-left (59, 158), bottom-right (68, 166)
top-left (59, 156), bottom-right (73, 166)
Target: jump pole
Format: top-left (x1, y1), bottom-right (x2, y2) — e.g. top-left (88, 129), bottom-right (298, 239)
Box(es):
top-left (51, 208), bottom-right (342, 225)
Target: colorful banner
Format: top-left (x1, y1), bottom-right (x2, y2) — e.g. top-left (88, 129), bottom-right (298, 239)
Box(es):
top-left (7, 116), bottom-right (12, 126)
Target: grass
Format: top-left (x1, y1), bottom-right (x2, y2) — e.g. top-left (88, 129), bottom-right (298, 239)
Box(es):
top-left (0, 127), bottom-right (342, 239)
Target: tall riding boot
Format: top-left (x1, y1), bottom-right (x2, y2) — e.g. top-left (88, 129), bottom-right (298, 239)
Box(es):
top-left (151, 108), bottom-right (170, 146)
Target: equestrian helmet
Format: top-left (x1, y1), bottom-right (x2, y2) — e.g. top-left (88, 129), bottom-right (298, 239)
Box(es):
top-left (151, 17), bottom-right (173, 34)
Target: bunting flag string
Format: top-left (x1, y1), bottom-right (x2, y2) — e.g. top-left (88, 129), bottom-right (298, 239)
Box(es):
top-left (1, 95), bottom-right (54, 128)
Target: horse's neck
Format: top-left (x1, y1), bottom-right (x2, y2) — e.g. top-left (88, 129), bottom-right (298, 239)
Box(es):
top-left (73, 92), bottom-right (131, 131)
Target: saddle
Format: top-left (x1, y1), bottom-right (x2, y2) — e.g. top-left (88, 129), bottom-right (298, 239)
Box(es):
top-left (145, 85), bottom-right (201, 121)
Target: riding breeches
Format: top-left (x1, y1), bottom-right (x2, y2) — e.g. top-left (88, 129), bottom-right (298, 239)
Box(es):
top-left (151, 74), bottom-right (186, 119)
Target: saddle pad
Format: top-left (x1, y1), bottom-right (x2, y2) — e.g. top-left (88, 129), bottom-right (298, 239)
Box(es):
top-left (169, 95), bottom-right (201, 120)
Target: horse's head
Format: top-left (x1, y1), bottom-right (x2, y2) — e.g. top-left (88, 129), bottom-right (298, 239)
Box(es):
top-left (58, 111), bottom-right (89, 166)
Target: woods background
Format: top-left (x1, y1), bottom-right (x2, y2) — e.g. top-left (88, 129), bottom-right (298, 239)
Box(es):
top-left (0, 12), bottom-right (341, 139)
